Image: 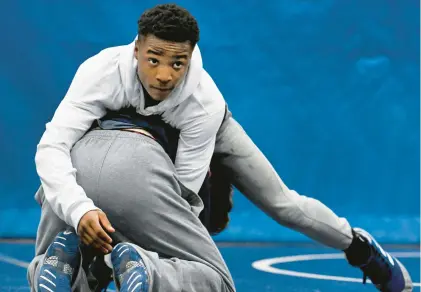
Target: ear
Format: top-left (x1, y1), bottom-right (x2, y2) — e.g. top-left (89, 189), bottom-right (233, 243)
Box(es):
top-left (134, 40), bottom-right (140, 60)
top-left (189, 40), bottom-right (196, 53)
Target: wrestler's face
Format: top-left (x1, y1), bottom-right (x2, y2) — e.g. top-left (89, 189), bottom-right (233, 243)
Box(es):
top-left (134, 34), bottom-right (193, 101)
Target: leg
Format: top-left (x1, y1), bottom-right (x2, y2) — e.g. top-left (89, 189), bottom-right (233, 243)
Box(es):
top-left (70, 130), bottom-right (235, 292)
top-left (214, 116), bottom-right (412, 291)
top-left (215, 116), bottom-right (353, 249)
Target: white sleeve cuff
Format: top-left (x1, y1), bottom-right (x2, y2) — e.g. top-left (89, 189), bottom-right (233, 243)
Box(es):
top-left (69, 201), bottom-right (100, 234)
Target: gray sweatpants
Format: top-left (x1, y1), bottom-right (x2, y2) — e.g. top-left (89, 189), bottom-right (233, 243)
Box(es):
top-left (28, 130), bottom-right (235, 292)
top-left (214, 115), bottom-right (353, 249)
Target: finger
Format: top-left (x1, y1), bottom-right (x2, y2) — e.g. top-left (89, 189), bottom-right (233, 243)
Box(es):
top-left (81, 233), bottom-right (108, 255)
top-left (87, 222), bottom-right (113, 251)
top-left (77, 223), bottom-right (87, 237)
top-left (97, 246), bottom-right (109, 255)
top-left (90, 239), bottom-right (108, 254)
top-left (81, 233), bottom-right (94, 246)
top-left (86, 226), bottom-right (109, 247)
top-left (92, 219), bottom-right (113, 244)
top-left (87, 230), bottom-right (112, 253)
top-left (78, 225), bottom-right (88, 241)
top-left (98, 212), bottom-right (115, 233)
top-left (87, 216), bottom-right (112, 242)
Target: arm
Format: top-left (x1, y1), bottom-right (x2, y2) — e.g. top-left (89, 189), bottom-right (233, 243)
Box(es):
top-left (35, 52), bottom-right (125, 231)
top-left (175, 109), bottom-right (225, 194)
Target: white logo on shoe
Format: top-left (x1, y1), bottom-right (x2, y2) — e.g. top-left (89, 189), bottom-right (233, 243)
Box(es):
top-left (63, 230), bottom-right (72, 235)
top-left (354, 228), bottom-right (395, 266)
top-left (376, 243), bottom-right (395, 266)
top-left (44, 256), bottom-right (58, 267)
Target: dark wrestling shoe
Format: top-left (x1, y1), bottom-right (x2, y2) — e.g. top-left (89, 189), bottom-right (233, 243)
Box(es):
top-left (345, 228), bottom-right (413, 291)
top-left (37, 229), bottom-right (80, 291)
top-left (111, 243), bottom-right (149, 292)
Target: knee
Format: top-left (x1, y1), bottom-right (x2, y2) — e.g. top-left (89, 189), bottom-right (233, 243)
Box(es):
top-left (199, 264), bottom-right (235, 292)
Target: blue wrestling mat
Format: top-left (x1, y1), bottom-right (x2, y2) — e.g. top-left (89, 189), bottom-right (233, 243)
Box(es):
top-left (1, 241), bottom-right (419, 291)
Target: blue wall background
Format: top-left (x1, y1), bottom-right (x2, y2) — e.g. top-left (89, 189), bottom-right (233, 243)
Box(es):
top-left (0, 1), bottom-right (419, 243)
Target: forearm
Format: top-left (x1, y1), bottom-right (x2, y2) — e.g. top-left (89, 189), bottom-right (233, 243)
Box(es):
top-left (35, 133), bottom-right (99, 230)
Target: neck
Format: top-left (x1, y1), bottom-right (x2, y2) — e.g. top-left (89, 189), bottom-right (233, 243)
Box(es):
top-left (142, 86), bottom-right (161, 108)
top-left (136, 73), bottom-right (161, 108)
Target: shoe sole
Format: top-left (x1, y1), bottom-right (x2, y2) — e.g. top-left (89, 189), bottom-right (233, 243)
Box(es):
top-left (395, 258), bottom-right (413, 292)
top-left (110, 243), bottom-right (149, 291)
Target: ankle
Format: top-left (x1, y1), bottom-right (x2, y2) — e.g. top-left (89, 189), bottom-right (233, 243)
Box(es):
top-left (344, 229), bottom-right (371, 266)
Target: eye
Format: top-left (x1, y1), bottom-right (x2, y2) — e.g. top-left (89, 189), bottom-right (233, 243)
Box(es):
top-left (148, 58), bottom-right (158, 66)
top-left (173, 61), bottom-right (184, 69)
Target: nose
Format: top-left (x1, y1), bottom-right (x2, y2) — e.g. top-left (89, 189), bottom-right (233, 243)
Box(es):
top-left (156, 67), bottom-right (172, 84)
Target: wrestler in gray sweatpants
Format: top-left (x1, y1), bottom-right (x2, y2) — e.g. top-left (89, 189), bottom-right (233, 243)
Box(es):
top-left (28, 129), bottom-right (235, 292)
top-left (29, 114), bottom-right (353, 290)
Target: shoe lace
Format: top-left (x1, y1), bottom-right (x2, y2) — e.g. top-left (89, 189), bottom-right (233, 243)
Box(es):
top-left (361, 246), bottom-right (392, 288)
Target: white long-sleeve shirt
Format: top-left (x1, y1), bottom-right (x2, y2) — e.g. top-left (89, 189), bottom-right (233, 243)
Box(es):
top-left (35, 38), bottom-right (226, 231)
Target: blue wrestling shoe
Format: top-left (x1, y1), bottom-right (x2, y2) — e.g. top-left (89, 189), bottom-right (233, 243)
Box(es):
top-left (111, 243), bottom-right (150, 292)
top-left (345, 228), bottom-right (413, 291)
top-left (37, 229), bottom-right (80, 291)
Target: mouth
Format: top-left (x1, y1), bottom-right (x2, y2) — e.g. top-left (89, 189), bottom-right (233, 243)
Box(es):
top-left (151, 86), bottom-right (173, 92)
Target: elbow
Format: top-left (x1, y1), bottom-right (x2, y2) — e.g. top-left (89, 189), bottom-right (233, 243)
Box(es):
top-left (35, 142), bottom-right (45, 164)
top-left (35, 142), bottom-right (50, 170)
top-left (34, 140), bottom-right (69, 168)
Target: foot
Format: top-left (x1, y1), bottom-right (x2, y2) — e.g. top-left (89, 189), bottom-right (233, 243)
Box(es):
top-left (345, 228), bottom-right (413, 291)
top-left (37, 228), bottom-right (80, 291)
top-left (111, 243), bottom-right (149, 292)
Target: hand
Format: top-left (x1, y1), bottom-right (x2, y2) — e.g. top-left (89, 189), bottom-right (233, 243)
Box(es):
top-left (77, 210), bottom-right (115, 254)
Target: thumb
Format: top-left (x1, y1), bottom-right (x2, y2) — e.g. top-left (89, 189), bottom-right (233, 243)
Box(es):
top-left (98, 211), bottom-right (115, 233)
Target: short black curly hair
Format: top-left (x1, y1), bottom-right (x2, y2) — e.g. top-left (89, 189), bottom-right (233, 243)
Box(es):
top-left (138, 4), bottom-right (200, 47)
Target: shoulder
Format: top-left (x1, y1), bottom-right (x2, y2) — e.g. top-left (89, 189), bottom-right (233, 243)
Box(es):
top-left (193, 69), bottom-right (225, 115)
top-left (68, 45), bottom-right (127, 97)
top-left (162, 69), bottom-right (226, 129)
top-left (75, 45), bottom-right (124, 81)
top-left (64, 45), bottom-right (130, 108)
top-left (180, 69), bottom-right (225, 119)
